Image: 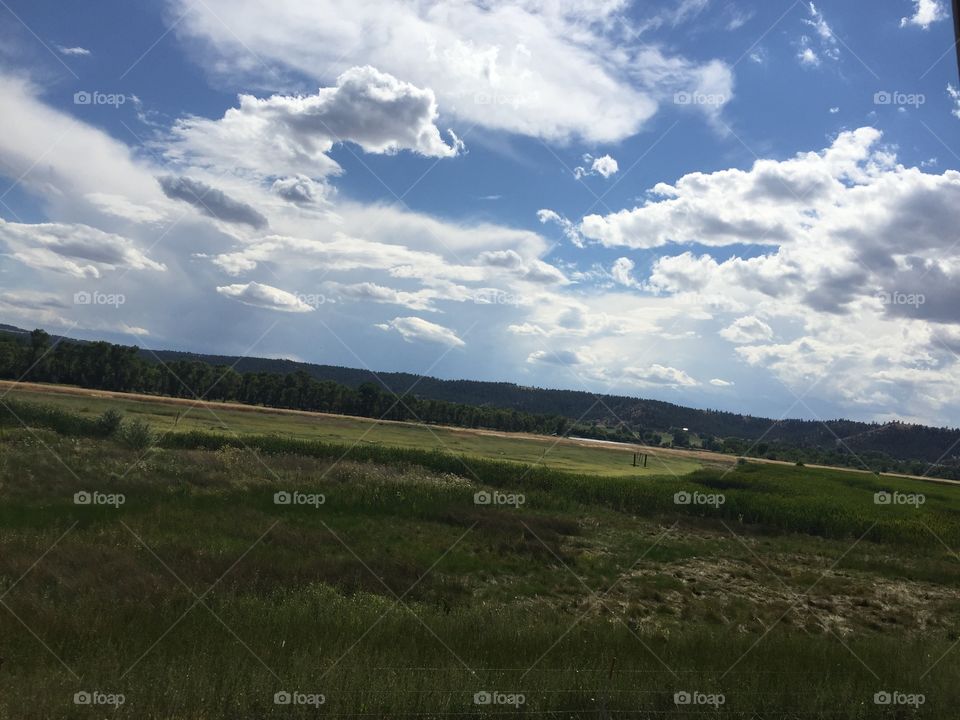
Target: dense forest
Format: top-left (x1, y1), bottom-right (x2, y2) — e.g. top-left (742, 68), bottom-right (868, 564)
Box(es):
top-left (2, 325), bottom-right (959, 476)
top-left (0, 329), bottom-right (570, 435)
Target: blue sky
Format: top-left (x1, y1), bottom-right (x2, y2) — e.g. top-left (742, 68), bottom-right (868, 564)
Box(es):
top-left (1, 0), bottom-right (960, 424)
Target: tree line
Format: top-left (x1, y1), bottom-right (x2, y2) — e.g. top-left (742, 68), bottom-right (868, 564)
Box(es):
top-left (0, 330), bottom-right (571, 435)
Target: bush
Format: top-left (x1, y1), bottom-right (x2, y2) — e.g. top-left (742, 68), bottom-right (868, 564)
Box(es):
top-left (119, 419), bottom-right (155, 449)
top-left (94, 409), bottom-right (123, 437)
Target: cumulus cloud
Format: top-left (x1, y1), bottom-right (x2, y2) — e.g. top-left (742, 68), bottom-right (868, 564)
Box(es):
top-left (0, 219), bottom-right (165, 278)
top-left (159, 176), bottom-right (268, 228)
top-left (166, 66), bottom-right (461, 183)
top-left (377, 316), bottom-right (465, 348)
top-left (611, 257), bottom-right (639, 288)
top-left (216, 282), bottom-right (315, 312)
top-left (900, 0), bottom-right (946, 28)
top-left (271, 175), bottom-right (329, 205)
top-left (169, 0), bottom-right (731, 143)
top-left (574, 154), bottom-right (619, 179)
top-left (720, 316), bottom-right (774, 344)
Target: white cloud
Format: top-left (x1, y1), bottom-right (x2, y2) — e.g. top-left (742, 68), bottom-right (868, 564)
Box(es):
top-left (710, 378), bottom-right (734, 387)
top-left (331, 281), bottom-right (443, 311)
top-left (610, 257), bottom-right (639, 288)
top-left (538, 208), bottom-right (584, 247)
top-left (949, 84), bottom-right (960, 119)
top-left (527, 349), bottom-right (587, 366)
top-left (168, 0), bottom-right (731, 143)
top-left (56, 45), bottom-right (91, 56)
top-left (798, 2), bottom-right (839, 66)
top-left (720, 316), bottom-right (774, 343)
top-left (900, 0), bottom-right (946, 28)
top-left (165, 66), bottom-right (461, 183)
top-left (377, 316), bottom-right (465, 348)
top-left (622, 364), bottom-right (699, 387)
top-left (271, 175), bottom-right (330, 205)
top-left (574, 153), bottom-right (619, 179)
top-left (0, 219), bottom-right (165, 278)
top-left (216, 282), bottom-right (315, 312)
top-left (798, 47), bottom-right (820, 67)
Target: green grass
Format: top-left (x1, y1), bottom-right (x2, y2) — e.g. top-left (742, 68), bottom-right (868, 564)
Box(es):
top-left (1, 399), bottom-right (960, 717)
top-left (1, 386), bottom-right (704, 477)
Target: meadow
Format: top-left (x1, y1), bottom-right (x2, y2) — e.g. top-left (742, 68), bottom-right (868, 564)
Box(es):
top-left (0, 383), bottom-right (705, 477)
top-left (0, 395), bottom-right (959, 718)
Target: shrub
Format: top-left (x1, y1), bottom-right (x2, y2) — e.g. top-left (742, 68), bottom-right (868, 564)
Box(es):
top-left (94, 408), bottom-right (123, 437)
top-left (119, 418), bottom-right (155, 449)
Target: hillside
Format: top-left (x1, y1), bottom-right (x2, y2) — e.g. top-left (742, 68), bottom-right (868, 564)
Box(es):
top-left (2, 324), bottom-right (959, 466)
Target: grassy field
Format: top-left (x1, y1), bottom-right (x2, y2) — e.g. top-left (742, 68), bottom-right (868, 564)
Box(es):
top-left (1, 395), bottom-right (960, 718)
top-left (0, 383), bottom-right (705, 478)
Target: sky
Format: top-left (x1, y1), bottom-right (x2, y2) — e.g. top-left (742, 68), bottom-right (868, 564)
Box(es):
top-left (1, 0), bottom-right (959, 426)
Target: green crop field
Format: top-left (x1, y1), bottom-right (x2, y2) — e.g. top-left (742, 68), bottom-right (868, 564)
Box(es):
top-left (1, 394), bottom-right (959, 718)
top-left (0, 384), bottom-right (705, 478)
